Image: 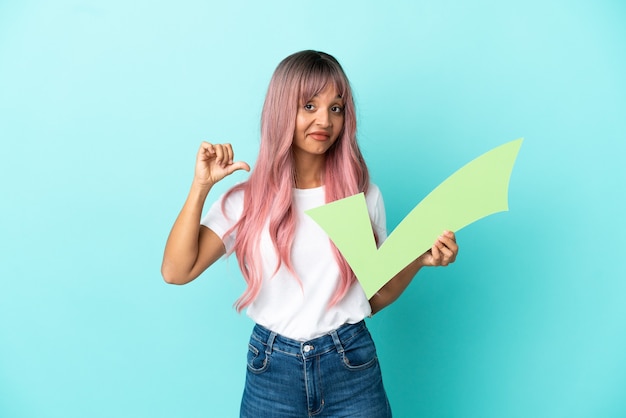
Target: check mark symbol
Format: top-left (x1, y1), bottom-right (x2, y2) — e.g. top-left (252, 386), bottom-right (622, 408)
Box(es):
top-left (305, 139), bottom-right (523, 298)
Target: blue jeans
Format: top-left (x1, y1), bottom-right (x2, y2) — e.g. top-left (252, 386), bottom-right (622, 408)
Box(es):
top-left (240, 320), bottom-right (392, 417)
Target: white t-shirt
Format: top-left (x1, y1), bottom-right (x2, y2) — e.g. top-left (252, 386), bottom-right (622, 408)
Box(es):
top-left (201, 184), bottom-right (387, 341)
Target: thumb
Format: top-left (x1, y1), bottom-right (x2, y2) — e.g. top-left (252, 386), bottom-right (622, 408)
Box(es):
top-left (226, 161), bottom-right (251, 175)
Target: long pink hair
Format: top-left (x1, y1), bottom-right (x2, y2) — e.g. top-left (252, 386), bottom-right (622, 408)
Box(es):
top-left (224, 50), bottom-right (371, 311)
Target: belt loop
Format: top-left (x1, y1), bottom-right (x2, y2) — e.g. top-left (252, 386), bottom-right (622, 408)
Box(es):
top-left (265, 331), bottom-right (277, 356)
top-left (330, 329), bottom-right (344, 354)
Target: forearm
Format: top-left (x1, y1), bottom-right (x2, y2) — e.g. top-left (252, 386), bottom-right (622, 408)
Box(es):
top-left (161, 182), bottom-right (212, 284)
top-left (369, 258), bottom-right (423, 315)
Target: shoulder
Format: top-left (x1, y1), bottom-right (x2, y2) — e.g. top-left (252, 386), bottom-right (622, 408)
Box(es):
top-left (205, 183), bottom-right (246, 222)
top-left (220, 184), bottom-right (246, 217)
top-left (365, 183), bottom-right (387, 240)
top-left (222, 184), bottom-right (245, 204)
top-left (365, 183), bottom-right (384, 207)
top-left (366, 183), bottom-right (382, 198)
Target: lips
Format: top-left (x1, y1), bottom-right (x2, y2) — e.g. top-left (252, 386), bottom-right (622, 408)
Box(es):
top-left (309, 131), bottom-right (331, 141)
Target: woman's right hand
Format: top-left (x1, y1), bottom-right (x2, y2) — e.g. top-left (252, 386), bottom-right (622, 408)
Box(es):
top-left (194, 141), bottom-right (250, 187)
top-left (162, 141), bottom-right (247, 285)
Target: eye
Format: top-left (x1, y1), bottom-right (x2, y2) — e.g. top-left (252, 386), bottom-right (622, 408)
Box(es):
top-left (304, 103), bottom-right (315, 111)
top-left (331, 105), bottom-right (344, 113)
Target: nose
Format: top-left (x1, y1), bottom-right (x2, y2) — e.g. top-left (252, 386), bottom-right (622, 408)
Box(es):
top-left (315, 109), bottom-right (331, 127)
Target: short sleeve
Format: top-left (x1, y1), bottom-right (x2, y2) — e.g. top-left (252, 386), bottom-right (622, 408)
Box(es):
top-left (200, 189), bottom-right (244, 253)
top-left (365, 184), bottom-right (387, 246)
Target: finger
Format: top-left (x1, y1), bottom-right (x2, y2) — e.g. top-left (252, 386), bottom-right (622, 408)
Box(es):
top-left (438, 233), bottom-right (458, 254)
top-left (430, 243), bottom-right (441, 266)
top-left (440, 230), bottom-right (456, 245)
top-left (224, 143), bottom-right (234, 164)
top-left (443, 230), bottom-right (456, 241)
top-left (214, 144), bottom-right (227, 166)
top-left (437, 243), bottom-right (454, 266)
top-left (437, 240), bottom-right (453, 256)
top-left (200, 142), bottom-right (215, 159)
top-left (226, 161), bottom-right (251, 174)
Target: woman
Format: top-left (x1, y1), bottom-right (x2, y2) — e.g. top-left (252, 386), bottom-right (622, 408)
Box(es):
top-left (162, 50), bottom-right (458, 417)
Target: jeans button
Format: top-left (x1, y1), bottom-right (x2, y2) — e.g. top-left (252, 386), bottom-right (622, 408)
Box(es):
top-left (303, 344), bottom-right (313, 353)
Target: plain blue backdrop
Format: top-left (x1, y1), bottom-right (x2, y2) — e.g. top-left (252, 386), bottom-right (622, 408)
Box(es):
top-left (1, 1), bottom-right (625, 417)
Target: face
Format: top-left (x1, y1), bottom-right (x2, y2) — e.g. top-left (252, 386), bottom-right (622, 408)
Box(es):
top-left (292, 83), bottom-right (345, 162)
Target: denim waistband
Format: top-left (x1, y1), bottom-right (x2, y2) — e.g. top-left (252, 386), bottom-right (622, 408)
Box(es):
top-left (250, 320), bottom-right (368, 359)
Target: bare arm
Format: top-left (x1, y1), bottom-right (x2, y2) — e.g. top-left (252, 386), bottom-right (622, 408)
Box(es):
top-left (161, 142), bottom-right (250, 285)
top-left (369, 230), bottom-right (458, 314)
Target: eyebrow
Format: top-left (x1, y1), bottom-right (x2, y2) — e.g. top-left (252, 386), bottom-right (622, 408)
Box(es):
top-left (305, 96), bottom-right (344, 104)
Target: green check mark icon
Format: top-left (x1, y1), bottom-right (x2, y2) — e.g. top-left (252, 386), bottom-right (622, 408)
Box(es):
top-left (305, 138), bottom-right (523, 298)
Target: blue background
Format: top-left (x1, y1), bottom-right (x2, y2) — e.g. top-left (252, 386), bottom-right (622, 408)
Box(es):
top-left (1, 1), bottom-right (625, 417)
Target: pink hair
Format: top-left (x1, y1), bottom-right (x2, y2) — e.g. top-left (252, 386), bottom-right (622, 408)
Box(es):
top-left (223, 51), bottom-right (371, 311)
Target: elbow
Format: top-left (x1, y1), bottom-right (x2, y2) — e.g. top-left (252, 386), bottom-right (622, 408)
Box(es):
top-left (368, 289), bottom-right (399, 316)
top-left (162, 273), bottom-right (181, 285)
top-left (161, 270), bottom-right (179, 285)
top-left (161, 263), bottom-right (190, 285)
top-left (368, 293), bottom-right (386, 316)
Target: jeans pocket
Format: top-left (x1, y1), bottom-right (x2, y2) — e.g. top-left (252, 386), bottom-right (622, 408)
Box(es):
top-left (340, 330), bottom-right (378, 371)
top-left (246, 335), bottom-right (270, 374)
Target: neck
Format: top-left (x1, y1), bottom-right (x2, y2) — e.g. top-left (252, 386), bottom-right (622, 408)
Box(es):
top-left (293, 152), bottom-right (326, 189)
top-left (294, 172), bottom-right (323, 189)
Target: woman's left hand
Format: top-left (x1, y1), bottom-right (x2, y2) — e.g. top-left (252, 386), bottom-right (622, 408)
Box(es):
top-left (369, 230), bottom-right (459, 314)
top-left (417, 230), bottom-right (458, 267)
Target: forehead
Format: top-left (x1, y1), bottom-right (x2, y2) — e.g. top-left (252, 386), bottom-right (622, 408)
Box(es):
top-left (299, 71), bottom-right (347, 102)
top-left (300, 84), bottom-right (345, 106)
top-left (309, 84), bottom-right (343, 100)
